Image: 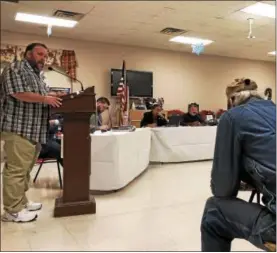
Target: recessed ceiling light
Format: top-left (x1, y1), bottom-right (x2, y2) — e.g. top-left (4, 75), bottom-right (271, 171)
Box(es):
top-left (169, 36), bottom-right (214, 46)
top-left (15, 12), bottom-right (77, 28)
top-left (268, 51), bottom-right (276, 56)
top-left (240, 2), bottom-right (275, 19)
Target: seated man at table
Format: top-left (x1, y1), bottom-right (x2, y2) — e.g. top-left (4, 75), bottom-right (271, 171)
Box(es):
top-left (180, 103), bottom-right (204, 126)
top-left (39, 117), bottom-right (63, 166)
top-left (90, 97), bottom-right (111, 131)
top-left (200, 78), bottom-right (276, 252)
top-left (140, 103), bottom-right (168, 128)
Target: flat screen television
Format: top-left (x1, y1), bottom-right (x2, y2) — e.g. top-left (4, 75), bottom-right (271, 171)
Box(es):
top-left (111, 68), bottom-right (153, 97)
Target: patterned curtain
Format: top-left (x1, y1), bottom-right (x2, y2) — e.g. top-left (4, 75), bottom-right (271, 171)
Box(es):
top-left (45, 49), bottom-right (62, 67)
top-left (1, 44), bottom-right (77, 79)
top-left (1, 44), bottom-right (17, 63)
top-left (60, 50), bottom-right (77, 80)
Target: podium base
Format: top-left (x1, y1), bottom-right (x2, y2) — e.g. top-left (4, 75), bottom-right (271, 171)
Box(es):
top-left (53, 195), bottom-right (96, 217)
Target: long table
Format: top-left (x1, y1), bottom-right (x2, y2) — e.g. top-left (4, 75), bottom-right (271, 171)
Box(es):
top-left (61, 128), bottom-right (151, 191)
top-left (89, 129), bottom-right (151, 191)
top-left (61, 126), bottom-right (216, 191)
top-left (150, 126), bottom-right (217, 163)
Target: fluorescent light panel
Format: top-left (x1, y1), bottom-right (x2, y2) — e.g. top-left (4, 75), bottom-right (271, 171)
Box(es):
top-left (240, 2), bottom-right (275, 19)
top-left (15, 12), bottom-right (77, 28)
top-left (268, 51), bottom-right (276, 56)
top-left (170, 36), bottom-right (214, 46)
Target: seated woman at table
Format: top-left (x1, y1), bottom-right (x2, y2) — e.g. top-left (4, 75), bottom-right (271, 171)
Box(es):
top-left (140, 103), bottom-right (168, 128)
top-left (180, 103), bottom-right (205, 126)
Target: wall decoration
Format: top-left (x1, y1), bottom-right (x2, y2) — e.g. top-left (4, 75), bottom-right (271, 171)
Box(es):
top-left (143, 97), bottom-right (164, 110)
top-left (60, 50), bottom-right (77, 80)
top-left (1, 44), bottom-right (17, 63)
top-left (192, 43), bottom-right (205, 55)
top-left (264, 88), bottom-right (272, 100)
top-left (0, 44), bottom-right (77, 79)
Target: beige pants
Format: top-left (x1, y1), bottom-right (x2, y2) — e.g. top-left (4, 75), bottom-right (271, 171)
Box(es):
top-left (1, 132), bottom-right (41, 213)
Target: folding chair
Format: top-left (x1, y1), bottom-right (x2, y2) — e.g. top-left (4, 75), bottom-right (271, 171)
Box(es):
top-left (33, 158), bottom-right (63, 189)
top-left (248, 189), bottom-right (275, 252)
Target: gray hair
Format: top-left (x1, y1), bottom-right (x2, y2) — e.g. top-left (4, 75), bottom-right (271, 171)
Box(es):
top-left (231, 90), bottom-right (264, 106)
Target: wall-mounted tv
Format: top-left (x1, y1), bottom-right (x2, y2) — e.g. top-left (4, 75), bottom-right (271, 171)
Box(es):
top-left (111, 68), bottom-right (153, 97)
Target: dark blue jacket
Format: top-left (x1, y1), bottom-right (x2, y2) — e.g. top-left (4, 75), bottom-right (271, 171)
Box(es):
top-left (211, 98), bottom-right (276, 214)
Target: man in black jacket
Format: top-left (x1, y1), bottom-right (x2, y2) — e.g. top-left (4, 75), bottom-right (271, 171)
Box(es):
top-left (140, 104), bottom-right (168, 128)
top-left (180, 103), bottom-right (204, 126)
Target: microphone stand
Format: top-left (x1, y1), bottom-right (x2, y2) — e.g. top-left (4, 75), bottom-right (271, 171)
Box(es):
top-left (48, 67), bottom-right (84, 91)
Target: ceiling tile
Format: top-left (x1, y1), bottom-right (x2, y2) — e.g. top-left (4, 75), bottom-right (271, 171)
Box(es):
top-left (1, 0), bottom-right (275, 62)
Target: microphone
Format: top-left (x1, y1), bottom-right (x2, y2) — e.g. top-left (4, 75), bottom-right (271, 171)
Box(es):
top-left (48, 66), bottom-right (84, 91)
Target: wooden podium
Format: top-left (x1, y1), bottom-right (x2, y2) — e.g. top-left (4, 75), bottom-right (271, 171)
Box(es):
top-left (51, 86), bottom-right (96, 217)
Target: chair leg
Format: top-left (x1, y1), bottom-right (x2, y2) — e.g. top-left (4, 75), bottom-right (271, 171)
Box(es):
top-left (33, 162), bottom-right (44, 183)
top-left (257, 192), bottom-right (261, 204)
top-left (249, 190), bottom-right (256, 203)
top-left (57, 161), bottom-right (63, 189)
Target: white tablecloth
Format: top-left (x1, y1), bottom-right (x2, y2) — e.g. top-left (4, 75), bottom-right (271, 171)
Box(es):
top-left (150, 126), bottom-right (217, 163)
top-left (62, 129), bottom-right (151, 191)
top-left (90, 129), bottom-right (151, 191)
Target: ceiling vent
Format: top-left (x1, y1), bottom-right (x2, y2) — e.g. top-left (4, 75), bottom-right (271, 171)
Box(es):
top-left (1, 0), bottom-right (19, 3)
top-left (160, 27), bottom-right (188, 35)
top-left (52, 10), bottom-right (85, 21)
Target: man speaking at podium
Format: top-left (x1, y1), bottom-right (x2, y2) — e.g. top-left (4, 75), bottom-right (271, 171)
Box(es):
top-left (1, 42), bottom-right (63, 223)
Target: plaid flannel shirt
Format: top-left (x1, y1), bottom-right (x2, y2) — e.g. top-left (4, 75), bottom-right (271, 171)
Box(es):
top-left (0, 59), bottom-right (50, 144)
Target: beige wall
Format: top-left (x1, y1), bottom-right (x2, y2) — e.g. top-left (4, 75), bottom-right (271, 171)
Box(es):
top-left (1, 30), bottom-right (275, 111)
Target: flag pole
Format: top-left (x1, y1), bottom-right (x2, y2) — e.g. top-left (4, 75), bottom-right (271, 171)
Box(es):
top-left (116, 60), bottom-right (129, 126)
top-left (124, 64), bottom-right (130, 126)
top-left (123, 60), bottom-right (129, 126)
top-left (126, 86), bottom-right (130, 125)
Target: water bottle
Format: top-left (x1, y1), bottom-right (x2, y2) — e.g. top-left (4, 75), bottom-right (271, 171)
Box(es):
top-left (90, 112), bottom-right (97, 133)
top-left (123, 114), bottom-right (129, 126)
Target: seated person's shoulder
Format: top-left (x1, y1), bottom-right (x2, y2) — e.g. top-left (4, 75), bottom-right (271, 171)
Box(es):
top-left (217, 111), bottom-right (237, 126)
top-left (197, 114), bottom-right (204, 122)
top-left (226, 105), bottom-right (248, 122)
top-left (182, 113), bottom-right (190, 119)
top-left (180, 113), bottom-right (189, 124)
top-left (143, 111), bottom-right (152, 117)
top-left (182, 113), bottom-right (193, 122)
top-left (141, 111), bottom-right (152, 127)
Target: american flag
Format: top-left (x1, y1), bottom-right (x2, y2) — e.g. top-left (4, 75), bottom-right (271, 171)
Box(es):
top-left (117, 60), bottom-right (128, 125)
